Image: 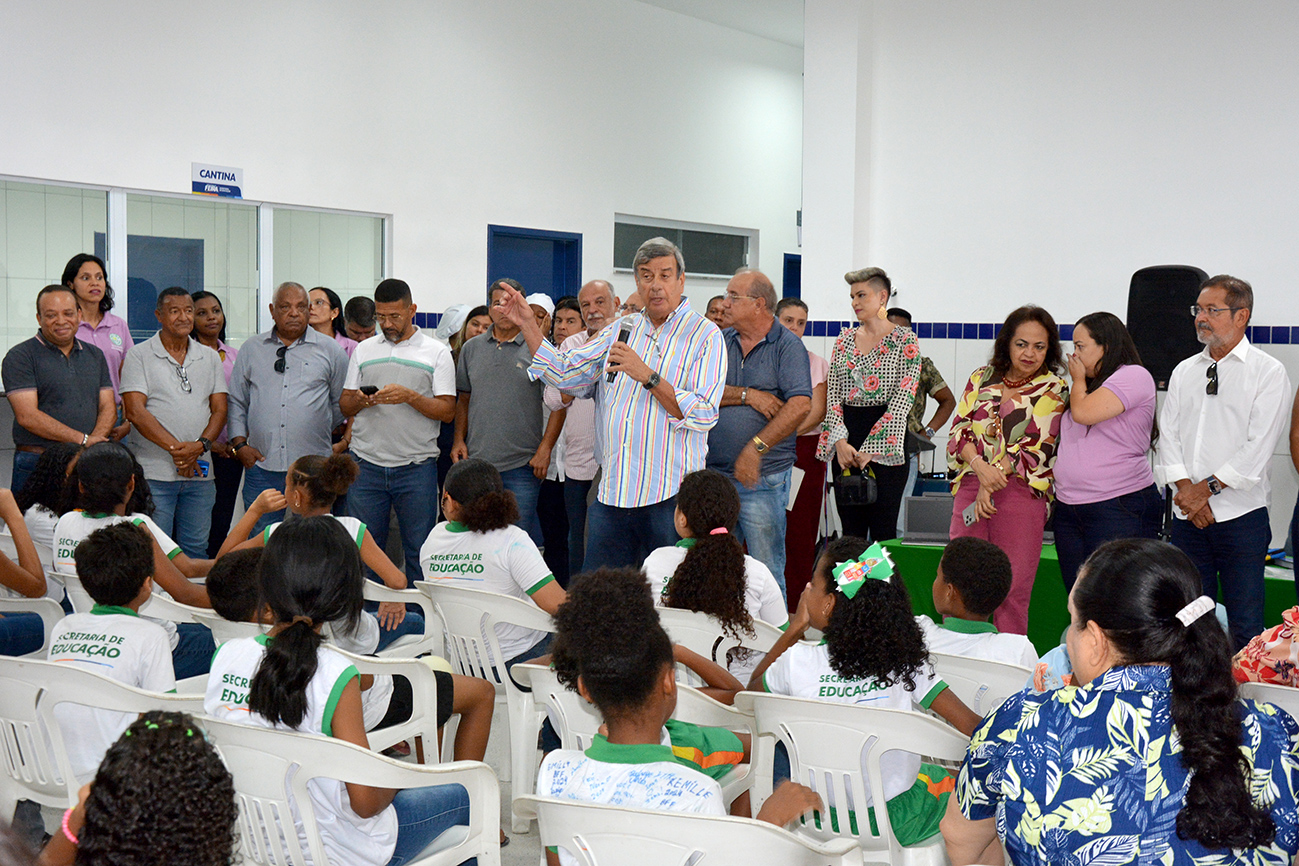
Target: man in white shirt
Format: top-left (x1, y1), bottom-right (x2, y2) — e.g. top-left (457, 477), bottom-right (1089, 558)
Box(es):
top-left (1156, 275), bottom-right (1291, 650)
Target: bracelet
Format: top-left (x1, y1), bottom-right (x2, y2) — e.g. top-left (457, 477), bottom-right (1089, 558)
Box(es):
top-left (741, 387), bottom-right (749, 405)
top-left (61, 807), bottom-right (79, 846)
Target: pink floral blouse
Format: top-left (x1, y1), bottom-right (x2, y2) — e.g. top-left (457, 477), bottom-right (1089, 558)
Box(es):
top-left (816, 324), bottom-right (921, 467)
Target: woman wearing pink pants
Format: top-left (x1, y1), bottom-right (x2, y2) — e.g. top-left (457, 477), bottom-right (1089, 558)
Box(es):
top-left (947, 306), bottom-right (1068, 634)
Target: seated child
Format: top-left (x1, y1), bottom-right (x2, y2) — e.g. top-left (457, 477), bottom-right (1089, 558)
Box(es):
top-left (47, 522), bottom-right (175, 785)
top-left (218, 452), bottom-right (424, 654)
top-left (204, 547), bottom-right (263, 626)
top-left (13, 441), bottom-right (81, 556)
top-left (919, 536), bottom-right (1038, 669)
top-left (747, 537), bottom-right (982, 847)
top-left (538, 567), bottom-right (821, 866)
top-left (642, 469), bottom-right (788, 683)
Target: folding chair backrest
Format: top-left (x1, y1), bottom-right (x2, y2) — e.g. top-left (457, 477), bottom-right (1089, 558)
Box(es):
top-left (0, 595), bottom-right (64, 657)
top-left (1239, 681), bottom-right (1299, 720)
top-left (193, 611), bottom-right (266, 645)
top-left (734, 692), bottom-right (968, 861)
top-left (515, 795), bottom-right (864, 866)
top-left (929, 652), bottom-right (1032, 716)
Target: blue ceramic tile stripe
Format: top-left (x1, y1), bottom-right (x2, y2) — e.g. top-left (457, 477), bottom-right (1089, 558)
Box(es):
top-left (802, 322), bottom-right (1298, 345)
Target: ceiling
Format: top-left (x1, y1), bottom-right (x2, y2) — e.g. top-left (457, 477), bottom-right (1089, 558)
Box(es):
top-left (633, 0), bottom-right (804, 48)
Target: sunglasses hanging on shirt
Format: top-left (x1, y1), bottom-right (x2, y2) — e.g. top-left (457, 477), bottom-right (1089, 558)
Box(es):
top-left (274, 345), bottom-right (287, 374)
top-left (1205, 361), bottom-right (1218, 396)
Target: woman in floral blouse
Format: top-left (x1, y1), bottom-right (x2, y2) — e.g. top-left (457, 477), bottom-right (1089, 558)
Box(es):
top-left (947, 305), bottom-right (1067, 634)
top-left (817, 267), bottom-right (920, 543)
top-left (942, 538), bottom-right (1299, 866)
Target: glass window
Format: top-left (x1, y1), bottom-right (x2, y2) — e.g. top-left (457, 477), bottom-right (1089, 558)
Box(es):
top-left (123, 193), bottom-right (259, 344)
top-left (0, 181), bottom-right (107, 355)
top-left (272, 209), bottom-right (384, 312)
top-left (614, 217), bottom-right (754, 278)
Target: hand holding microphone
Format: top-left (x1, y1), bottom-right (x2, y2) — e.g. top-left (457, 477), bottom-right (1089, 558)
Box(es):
top-left (606, 325), bottom-right (632, 382)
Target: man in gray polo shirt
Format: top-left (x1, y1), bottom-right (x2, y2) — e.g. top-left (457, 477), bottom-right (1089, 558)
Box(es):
top-left (2, 285), bottom-right (114, 491)
top-left (121, 287), bottom-right (228, 558)
top-left (227, 281), bottom-right (349, 533)
top-left (708, 269), bottom-right (812, 597)
top-left (451, 278), bottom-right (563, 545)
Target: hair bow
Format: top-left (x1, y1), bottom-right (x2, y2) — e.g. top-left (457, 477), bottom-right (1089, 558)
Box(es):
top-left (831, 542), bottom-right (895, 599)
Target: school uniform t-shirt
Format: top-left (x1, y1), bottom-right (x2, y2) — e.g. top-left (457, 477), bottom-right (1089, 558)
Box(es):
top-left (206, 635), bottom-right (398, 866)
top-left (0, 505), bottom-right (58, 601)
top-left (48, 606), bottom-right (175, 784)
top-left (917, 615), bottom-right (1038, 670)
top-left (419, 521), bottom-right (555, 660)
top-left (763, 640), bottom-right (947, 804)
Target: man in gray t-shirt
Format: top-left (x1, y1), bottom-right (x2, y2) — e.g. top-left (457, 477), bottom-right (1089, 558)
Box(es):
top-left (121, 288), bottom-right (228, 558)
top-left (451, 279), bottom-right (562, 545)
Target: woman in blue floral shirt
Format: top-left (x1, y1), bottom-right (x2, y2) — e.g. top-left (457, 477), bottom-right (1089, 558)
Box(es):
top-left (942, 538), bottom-right (1299, 866)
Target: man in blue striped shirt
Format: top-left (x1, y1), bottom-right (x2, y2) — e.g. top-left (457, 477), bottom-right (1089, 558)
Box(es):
top-left (499, 238), bottom-right (727, 569)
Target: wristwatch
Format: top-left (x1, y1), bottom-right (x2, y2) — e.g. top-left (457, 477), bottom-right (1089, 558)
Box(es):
top-left (1206, 476), bottom-right (1223, 496)
top-left (231, 441), bottom-right (248, 453)
top-left (924, 426), bottom-right (936, 437)
top-left (741, 387), bottom-right (749, 405)
top-left (751, 436), bottom-right (770, 455)
top-left (644, 372), bottom-right (662, 390)
top-left (197, 437), bottom-right (212, 451)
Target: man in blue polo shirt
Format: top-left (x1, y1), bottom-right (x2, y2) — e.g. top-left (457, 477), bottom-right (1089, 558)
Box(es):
top-left (2, 285), bottom-right (115, 491)
top-left (707, 269), bottom-right (811, 599)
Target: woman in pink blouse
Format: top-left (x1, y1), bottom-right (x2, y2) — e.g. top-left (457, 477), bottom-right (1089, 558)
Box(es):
top-left (817, 268), bottom-right (920, 544)
top-left (63, 253), bottom-right (132, 440)
top-left (947, 305), bottom-right (1068, 634)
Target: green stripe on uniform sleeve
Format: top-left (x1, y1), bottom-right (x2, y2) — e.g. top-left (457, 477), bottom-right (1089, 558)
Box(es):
top-left (166, 546), bottom-right (182, 560)
top-left (525, 574), bottom-right (555, 596)
top-left (919, 679), bottom-right (948, 709)
top-left (354, 522), bottom-right (366, 549)
top-left (322, 665), bottom-right (360, 737)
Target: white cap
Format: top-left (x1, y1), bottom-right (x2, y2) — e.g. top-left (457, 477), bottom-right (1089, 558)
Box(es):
top-left (435, 304), bottom-right (471, 342)
top-left (525, 293), bottom-right (555, 317)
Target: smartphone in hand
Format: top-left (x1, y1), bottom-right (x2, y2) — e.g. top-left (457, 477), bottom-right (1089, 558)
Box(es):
top-left (962, 500), bottom-right (980, 527)
top-left (359, 385), bottom-right (379, 396)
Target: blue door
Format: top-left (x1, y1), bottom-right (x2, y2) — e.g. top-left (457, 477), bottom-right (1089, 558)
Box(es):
top-left (486, 225), bottom-right (582, 304)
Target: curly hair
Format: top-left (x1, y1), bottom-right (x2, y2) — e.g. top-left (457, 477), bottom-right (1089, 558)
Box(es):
top-left (990, 305), bottom-right (1064, 377)
top-left (819, 536), bottom-right (928, 690)
top-left (63, 442), bottom-right (135, 515)
top-left (76, 711), bottom-right (237, 866)
top-left (445, 458), bottom-right (518, 532)
top-left (287, 453), bottom-right (358, 510)
top-left (662, 470), bottom-right (752, 641)
top-left (938, 536), bottom-right (1012, 618)
top-left (15, 441), bottom-right (81, 515)
top-left (1073, 539), bottom-right (1274, 849)
top-left (551, 567), bottom-right (673, 721)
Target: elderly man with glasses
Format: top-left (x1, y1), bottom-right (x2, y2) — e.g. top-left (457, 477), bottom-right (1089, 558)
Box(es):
top-left (227, 281), bottom-right (349, 533)
top-left (1156, 274), bottom-right (1291, 650)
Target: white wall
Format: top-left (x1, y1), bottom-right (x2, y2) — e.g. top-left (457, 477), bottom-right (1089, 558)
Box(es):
top-left (0, 0), bottom-right (803, 314)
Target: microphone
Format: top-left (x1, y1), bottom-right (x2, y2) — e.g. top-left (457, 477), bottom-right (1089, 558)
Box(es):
top-left (607, 325), bottom-right (632, 383)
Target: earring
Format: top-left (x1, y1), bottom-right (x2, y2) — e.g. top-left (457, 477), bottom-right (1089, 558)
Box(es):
top-left (877, 304), bottom-right (887, 320)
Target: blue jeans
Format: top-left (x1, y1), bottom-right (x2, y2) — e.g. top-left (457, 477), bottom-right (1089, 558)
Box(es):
top-left (0, 612), bottom-right (45, 656)
top-left (564, 479), bottom-right (593, 577)
top-left (150, 480), bottom-right (217, 560)
top-left (732, 469), bottom-right (792, 601)
top-left (173, 622), bottom-right (217, 679)
top-left (584, 496), bottom-right (678, 569)
top-left (1170, 506), bottom-right (1270, 652)
top-left (349, 458), bottom-right (438, 587)
top-left (1054, 484), bottom-right (1163, 592)
top-left (385, 783), bottom-right (473, 866)
top-left (374, 611), bottom-right (428, 653)
top-left (241, 465), bottom-right (288, 536)
top-left (10, 451), bottom-right (40, 496)
top-left (499, 466), bottom-right (542, 546)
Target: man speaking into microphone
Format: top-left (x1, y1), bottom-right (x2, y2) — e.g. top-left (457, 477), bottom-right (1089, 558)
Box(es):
top-left (496, 237), bottom-right (726, 568)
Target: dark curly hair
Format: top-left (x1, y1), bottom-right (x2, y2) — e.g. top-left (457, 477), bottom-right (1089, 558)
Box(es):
top-left (126, 451), bottom-right (155, 517)
top-left (1073, 538), bottom-right (1274, 850)
top-left (819, 536), bottom-right (928, 690)
top-left (990, 305), bottom-right (1064, 378)
top-left (444, 458), bottom-right (518, 532)
top-left (63, 442), bottom-right (134, 515)
top-left (552, 567), bottom-right (673, 721)
top-left (939, 536), bottom-right (1012, 618)
top-left (663, 470), bottom-right (753, 641)
top-left (15, 441), bottom-right (81, 514)
top-left (76, 711), bottom-right (237, 866)
top-left (288, 453), bottom-right (358, 509)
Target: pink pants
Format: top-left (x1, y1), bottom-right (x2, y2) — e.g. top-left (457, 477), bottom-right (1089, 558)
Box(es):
top-left (948, 475), bottom-right (1047, 635)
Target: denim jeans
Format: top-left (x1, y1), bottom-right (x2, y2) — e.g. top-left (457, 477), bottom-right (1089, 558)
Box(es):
top-left (1054, 484), bottom-right (1163, 591)
top-left (241, 465), bottom-right (288, 536)
top-left (499, 466), bottom-right (543, 546)
top-left (173, 622), bottom-right (217, 679)
top-left (0, 612), bottom-right (45, 656)
top-left (150, 480), bottom-right (217, 560)
top-left (10, 451), bottom-right (40, 496)
top-left (564, 479), bottom-right (593, 577)
top-left (732, 468), bottom-right (791, 601)
top-left (584, 497), bottom-right (678, 569)
top-left (349, 458), bottom-right (438, 587)
top-left (385, 783), bottom-right (473, 866)
top-left (374, 611), bottom-right (428, 652)
top-left (1170, 506), bottom-right (1271, 652)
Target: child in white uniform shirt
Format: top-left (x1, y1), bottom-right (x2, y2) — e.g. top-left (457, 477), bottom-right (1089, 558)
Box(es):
top-left (747, 536), bottom-right (983, 847)
top-left (918, 536), bottom-right (1038, 670)
top-left (537, 567), bottom-right (821, 866)
top-left (48, 522), bottom-right (175, 785)
top-left (642, 469), bottom-right (788, 683)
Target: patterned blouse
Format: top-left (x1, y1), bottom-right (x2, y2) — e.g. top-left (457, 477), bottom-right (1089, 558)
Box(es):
top-left (957, 664), bottom-right (1299, 866)
top-left (946, 365), bottom-right (1068, 499)
top-left (1234, 606), bottom-right (1299, 687)
top-left (816, 324), bottom-right (921, 467)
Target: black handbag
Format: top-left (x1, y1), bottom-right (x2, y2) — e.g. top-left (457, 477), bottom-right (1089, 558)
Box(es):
top-left (833, 465), bottom-right (878, 506)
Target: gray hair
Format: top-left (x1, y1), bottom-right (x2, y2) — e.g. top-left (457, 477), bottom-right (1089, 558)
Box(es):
top-left (632, 237), bottom-right (685, 277)
top-left (735, 268), bottom-right (777, 313)
top-left (1201, 274), bottom-right (1254, 324)
top-left (274, 281), bottom-right (307, 303)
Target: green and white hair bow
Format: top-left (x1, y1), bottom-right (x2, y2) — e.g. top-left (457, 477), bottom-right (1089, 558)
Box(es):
top-left (831, 542), bottom-right (895, 599)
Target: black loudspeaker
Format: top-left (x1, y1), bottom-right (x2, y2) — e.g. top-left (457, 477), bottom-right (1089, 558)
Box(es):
top-left (1125, 265), bottom-right (1208, 390)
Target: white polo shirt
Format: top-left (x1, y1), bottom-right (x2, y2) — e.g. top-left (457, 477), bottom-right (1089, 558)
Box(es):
top-left (344, 328), bottom-right (456, 467)
top-left (917, 615), bottom-right (1038, 669)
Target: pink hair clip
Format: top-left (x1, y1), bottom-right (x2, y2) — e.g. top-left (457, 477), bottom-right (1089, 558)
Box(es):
top-left (709, 527), bottom-right (729, 535)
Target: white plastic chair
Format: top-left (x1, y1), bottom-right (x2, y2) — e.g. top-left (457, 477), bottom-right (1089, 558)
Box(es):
top-left (363, 581), bottom-right (443, 658)
top-left (192, 610), bottom-right (266, 645)
top-left (0, 657), bottom-right (204, 819)
top-left (928, 652), bottom-right (1032, 716)
top-left (330, 646), bottom-right (454, 764)
top-left (199, 715), bottom-right (501, 866)
top-left (734, 692), bottom-right (969, 866)
top-left (657, 607), bottom-right (784, 683)
top-left (0, 532), bottom-right (54, 572)
top-left (514, 795), bottom-right (865, 866)
top-left (417, 581), bottom-right (554, 831)
top-left (1239, 680), bottom-right (1299, 720)
top-left (0, 595), bottom-right (64, 657)
top-left (60, 571), bottom-right (206, 624)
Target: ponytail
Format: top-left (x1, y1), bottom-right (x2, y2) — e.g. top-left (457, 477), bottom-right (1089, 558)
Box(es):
top-left (663, 470), bottom-right (752, 640)
top-left (1073, 539), bottom-right (1274, 849)
top-left (248, 618), bottom-right (322, 728)
top-left (288, 453), bottom-right (358, 509)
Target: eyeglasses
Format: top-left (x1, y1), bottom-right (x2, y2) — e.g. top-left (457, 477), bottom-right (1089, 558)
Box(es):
top-left (274, 345), bottom-right (287, 374)
top-left (724, 292), bottom-right (757, 303)
top-left (174, 364), bottom-right (191, 393)
top-left (1190, 305), bottom-right (1239, 318)
top-left (1206, 361), bottom-right (1218, 396)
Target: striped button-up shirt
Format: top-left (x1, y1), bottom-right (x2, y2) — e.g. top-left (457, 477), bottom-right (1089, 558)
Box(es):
top-left (528, 299), bottom-right (726, 508)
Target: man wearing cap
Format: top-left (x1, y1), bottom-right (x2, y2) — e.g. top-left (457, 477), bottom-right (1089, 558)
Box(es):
top-left (451, 278), bottom-right (563, 545)
top-left (341, 278), bottom-right (455, 585)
